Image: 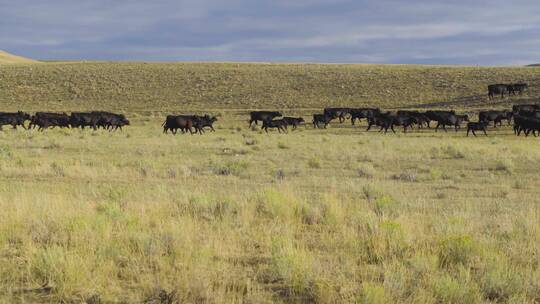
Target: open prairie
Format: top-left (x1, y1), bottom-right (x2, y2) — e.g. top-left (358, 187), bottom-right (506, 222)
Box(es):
top-left (0, 62), bottom-right (539, 303)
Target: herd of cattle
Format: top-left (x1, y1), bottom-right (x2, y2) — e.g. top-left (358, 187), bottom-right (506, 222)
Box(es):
top-left (0, 84), bottom-right (536, 136)
top-left (248, 103), bottom-right (540, 137)
top-left (2, 106), bottom-right (540, 137)
top-left (0, 111), bottom-right (129, 131)
top-left (488, 83), bottom-right (528, 99)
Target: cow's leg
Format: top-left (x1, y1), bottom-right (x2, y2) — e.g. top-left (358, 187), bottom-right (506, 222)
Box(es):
top-left (472, 129), bottom-right (477, 137)
top-left (483, 128), bottom-right (487, 136)
top-left (391, 125), bottom-right (396, 134)
top-left (467, 128), bottom-right (470, 136)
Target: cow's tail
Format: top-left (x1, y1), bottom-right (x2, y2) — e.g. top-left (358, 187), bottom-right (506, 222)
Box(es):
top-left (161, 120), bottom-right (166, 127)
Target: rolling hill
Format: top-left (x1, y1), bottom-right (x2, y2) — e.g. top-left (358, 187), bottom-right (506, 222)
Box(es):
top-left (0, 62), bottom-right (539, 113)
top-left (0, 50), bottom-right (39, 64)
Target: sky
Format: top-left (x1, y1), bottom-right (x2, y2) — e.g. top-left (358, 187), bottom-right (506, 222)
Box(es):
top-left (1, 0), bottom-right (539, 65)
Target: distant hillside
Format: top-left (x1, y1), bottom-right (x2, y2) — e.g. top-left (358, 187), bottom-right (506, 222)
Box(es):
top-left (0, 62), bottom-right (539, 112)
top-left (527, 63), bottom-right (540, 67)
top-left (0, 50), bottom-right (39, 64)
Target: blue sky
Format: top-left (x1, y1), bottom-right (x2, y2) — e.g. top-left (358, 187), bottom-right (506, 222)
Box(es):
top-left (1, 0), bottom-right (539, 65)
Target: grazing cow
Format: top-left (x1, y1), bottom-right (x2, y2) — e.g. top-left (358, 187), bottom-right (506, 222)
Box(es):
top-left (282, 117), bottom-right (305, 130)
top-left (488, 84), bottom-right (509, 99)
top-left (162, 115), bottom-right (194, 134)
top-left (249, 111), bottom-right (282, 127)
top-left (466, 121), bottom-right (488, 137)
top-left (424, 110), bottom-right (456, 128)
top-left (0, 111), bottom-right (31, 130)
top-left (312, 114), bottom-right (334, 129)
top-left (479, 110), bottom-right (513, 127)
top-left (323, 108), bottom-right (351, 123)
top-left (508, 83), bottom-right (528, 95)
top-left (350, 108), bottom-right (380, 125)
top-left (262, 119), bottom-right (288, 133)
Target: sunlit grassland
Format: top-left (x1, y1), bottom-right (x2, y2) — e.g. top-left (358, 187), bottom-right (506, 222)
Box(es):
top-left (0, 113), bottom-right (539, 303)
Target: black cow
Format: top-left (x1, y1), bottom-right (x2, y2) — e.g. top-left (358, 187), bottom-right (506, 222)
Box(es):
top-left (194, 115), bottom-right (218, 133)
top-left (518, 110), bottom-right (540, 119)
top-left (70, 112), bottom-right (100, 130)
top-left (488, 84), bottom-right (509, 100)
top-left (396, 110), bottom-right (429, 129)
top-left (106, 116), bottom-right (130, 131)
top-left (91, 111), bottom-right (128, 130)
top-left (366, 112), bottom-right (395, 133)
top-left (424, 110), bottom-right (456, 128)
top-left (282, 117), bottom-right (305, 130)
top-left (508, 83), bottom-right (528, 95)
top-left (323, 108), bottom-right (351, 123)
top-left (392, 114), bottom-right (418, 133)
top-left (249, 111), bottom-right (282, 127)
top-left (466, 121), bottom-right (488, 137)
top-left (0, 111), bottom-right (31, 130)
top-left (350, 108), bottom-right (380, 125)
top-left (479, 110), bottom-right (513, 127)
top-left (162, 115), bottom-right (194, 135)
top-left (262, 119), bottom-right (288, 133)
top-left (513, 115), bottom-right (540, 137)
top-left (433, 113), bottom-right (469, 132)
top-left (512, 104), bottom-right (540, 114)
top-left (312, 114), bottom-right (334, 129)
top-left (29, 112), bottom-right (70, 130)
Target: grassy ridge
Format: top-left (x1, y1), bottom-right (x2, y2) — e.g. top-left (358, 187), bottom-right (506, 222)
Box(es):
top-left (1, 62), bottom-right (539, 112)
top-left (0, 50), bottom-right (39, 65)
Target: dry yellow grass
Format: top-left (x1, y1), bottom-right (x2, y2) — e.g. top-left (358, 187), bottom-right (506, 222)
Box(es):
top-left (0, 62), bottom-right (539, 303)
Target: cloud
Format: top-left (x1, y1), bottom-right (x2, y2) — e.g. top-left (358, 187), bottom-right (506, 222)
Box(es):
top-left (1, 0), bottom-right (539, 65)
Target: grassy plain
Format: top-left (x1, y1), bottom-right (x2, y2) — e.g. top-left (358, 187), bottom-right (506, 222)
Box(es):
top-left (0, 62), bottom-right (539, 303)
